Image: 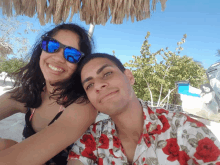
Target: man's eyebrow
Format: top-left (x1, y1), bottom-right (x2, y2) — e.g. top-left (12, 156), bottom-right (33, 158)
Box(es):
top-left (82, 64), bottom-right (112, 86)
top-left (96, 64), bottom-right (111, 74)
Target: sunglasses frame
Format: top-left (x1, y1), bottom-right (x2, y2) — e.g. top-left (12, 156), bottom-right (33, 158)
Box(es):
top-left (41, 36), bottom-right (85, 63)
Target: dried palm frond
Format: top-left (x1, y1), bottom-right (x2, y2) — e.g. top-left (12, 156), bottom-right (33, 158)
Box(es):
top-left (0, 0), bottom-right (167, 25)
top-left (21, 0), bottom-right (36, 17)
top-left (160, 0), bottom-right (167, 11)
top-left (53, 0), bottom-right (65, 24)
top-left (36, 0), bottom-right (47, 25)
top-left (1, 0), bottom-right (13, 16)
top-left (46, 0), bottom-right (56, 23)
top-left (69, 0), bottom-right (81, 23)
top-left (63, 0), bottom-right (71, 22)
top-left (12, 0), bottom-right (22, 15)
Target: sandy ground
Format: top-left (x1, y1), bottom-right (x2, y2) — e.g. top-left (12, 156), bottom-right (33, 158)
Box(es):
top-left (0, 76), bottom-right (26, 142)
top-left (0, 113), bottom-right (25, 142)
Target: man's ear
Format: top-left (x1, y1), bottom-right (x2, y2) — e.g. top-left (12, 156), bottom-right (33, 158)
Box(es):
top-left (124, 69), bottom-right (135, 85)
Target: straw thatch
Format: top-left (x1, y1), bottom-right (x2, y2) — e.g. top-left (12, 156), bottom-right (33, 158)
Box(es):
top-left (0, 0), bottom-right (167, 25)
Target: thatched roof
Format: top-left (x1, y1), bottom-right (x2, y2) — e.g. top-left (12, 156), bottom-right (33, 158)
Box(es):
top-left (0, 0), bottom-right (167, 25)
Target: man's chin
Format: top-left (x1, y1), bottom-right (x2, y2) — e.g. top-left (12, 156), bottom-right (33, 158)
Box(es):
top-left (97, 102), bottom-right (123, 115)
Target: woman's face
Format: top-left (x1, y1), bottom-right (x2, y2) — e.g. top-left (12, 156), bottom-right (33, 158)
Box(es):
top-left (39, 30), bottom-right (80, 84)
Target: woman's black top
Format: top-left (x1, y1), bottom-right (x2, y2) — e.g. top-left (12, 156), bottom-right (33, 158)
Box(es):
top-left (23, 108), bottom-right (73, 165)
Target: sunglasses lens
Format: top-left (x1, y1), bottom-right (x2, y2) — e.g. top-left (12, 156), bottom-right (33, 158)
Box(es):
top-left (42, 39), bottom-right (60, 53)
top-left (41, 37), bottom-right (83, 63)
top-left (64, 47), bottom-right (82, 63)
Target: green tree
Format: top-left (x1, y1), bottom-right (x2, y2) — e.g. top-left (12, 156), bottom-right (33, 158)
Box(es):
top-left (0, 58), bottom-right (27, 75)
top-left (124, 32), bottom-right (207, 106)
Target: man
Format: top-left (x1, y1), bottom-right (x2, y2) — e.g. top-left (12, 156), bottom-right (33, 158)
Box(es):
top-left (68, 53), bottom-right (220, 165)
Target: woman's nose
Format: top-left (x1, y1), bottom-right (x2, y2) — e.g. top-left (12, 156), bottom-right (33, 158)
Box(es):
top-left (53, 48), bottom-right (66, 63)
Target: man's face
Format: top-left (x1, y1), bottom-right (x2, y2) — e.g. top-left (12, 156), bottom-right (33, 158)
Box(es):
top-left (81, 58), bottom-right (135, 116)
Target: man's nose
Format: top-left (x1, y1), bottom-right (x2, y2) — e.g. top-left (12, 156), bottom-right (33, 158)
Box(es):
top-left (95, 81), bottom-right (108, 93)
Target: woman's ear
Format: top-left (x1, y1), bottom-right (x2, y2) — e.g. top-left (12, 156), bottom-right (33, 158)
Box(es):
top-left (124, 69), bottom-right (135, 85)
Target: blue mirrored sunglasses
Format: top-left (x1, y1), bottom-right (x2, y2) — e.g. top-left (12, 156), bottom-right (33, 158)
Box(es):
top-left (41, 36), bottom-right (84, 63)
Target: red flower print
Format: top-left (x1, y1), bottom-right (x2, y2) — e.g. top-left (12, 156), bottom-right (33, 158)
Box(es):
top-left (80, 134), bottom-right (96, 151)
top-left (185, 115), bottom-right (205, 127)
top-left (157, 115), bottom-right (170, 133)
top-left (143, 111), bottom-right (147, 120)
top-left (192, 158), bottom-right (199, 165)
top-left (109, 149), bottom-right (122, 158)
top-left (142, 157), bottom-right (149, 165)
top-left (112, 129), bottom-right (116, 134)
top-left (113, 136), bottom-right (121, 148)
top-left (152, 135), bottom-right (155, 140)
top-left (178, 151), bottom-right (190, 165)
top-left (216, 162), bottom-right (220, 165)
top-left (112, 161), bottom-right (115, 165)
top-left (68, 151), bottom-right (80, 159)
top-left (138, 134), bottom-right (143, 144)
top-left (156, 108), bottom-right (169, 115)
top-left (98, 158), bottom-right (103, 165)
top-left (80, 135), bottom-right (97, 161)
top-left (194, 137), bottom-right (220, 163)
top-left (92, 123), bottom-right (97, 133)
top-left (147, 107), bottom-right (154, 115)
top-left (162, 138), bottom-right (180, 161)
top-left (143, 133), bottom-right (151, 147)
top-left (146, 122), bottom-right (162, 135)
top-left (109, 149), bottom-right (114, 157)
top-left (81, 148), bottom-right (97, 161)
top-left (99, 134), bottom-right (109, 149)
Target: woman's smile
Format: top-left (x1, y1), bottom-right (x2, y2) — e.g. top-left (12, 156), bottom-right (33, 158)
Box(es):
top-left (48, 64), bottom-right (64, 72)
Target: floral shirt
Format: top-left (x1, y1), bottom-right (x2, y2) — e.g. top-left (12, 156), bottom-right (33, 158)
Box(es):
top-left (68, 99), bottom-right (220, 165)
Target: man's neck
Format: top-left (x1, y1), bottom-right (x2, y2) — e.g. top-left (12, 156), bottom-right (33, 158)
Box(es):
top-left (111, 98), bottom-right (143, 143)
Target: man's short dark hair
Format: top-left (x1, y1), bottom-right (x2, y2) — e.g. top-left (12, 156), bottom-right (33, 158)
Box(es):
top-left (78, 53), bottom-right (126, 74)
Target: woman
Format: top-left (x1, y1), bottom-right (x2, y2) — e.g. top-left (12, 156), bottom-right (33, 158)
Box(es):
top-left (0, 23), bottom-right (97, 164)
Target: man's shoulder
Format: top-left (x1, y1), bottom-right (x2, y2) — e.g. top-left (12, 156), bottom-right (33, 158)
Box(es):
top-left (139, 99), bottom-right (207, 128)
top-left (154, 107), bottom-right (206, 128)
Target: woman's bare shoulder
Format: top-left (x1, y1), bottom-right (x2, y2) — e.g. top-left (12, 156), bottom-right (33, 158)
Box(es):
top-left (57, 101), bottom-right (97, 127)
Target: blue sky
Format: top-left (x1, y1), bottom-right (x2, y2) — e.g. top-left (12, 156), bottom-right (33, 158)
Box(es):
top-left (1, 0), bottom-right (220, 69)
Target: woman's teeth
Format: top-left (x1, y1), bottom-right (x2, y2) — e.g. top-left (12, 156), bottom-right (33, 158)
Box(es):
top-left (48, 64), bottom-right (64, 72)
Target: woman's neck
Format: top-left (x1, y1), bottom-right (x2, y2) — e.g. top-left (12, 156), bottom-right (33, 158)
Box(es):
top-left (45, 83), bottom-right (55, 95)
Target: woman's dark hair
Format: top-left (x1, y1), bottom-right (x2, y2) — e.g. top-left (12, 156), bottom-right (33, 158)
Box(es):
top-left (9, 23), bottom-right (93, 108)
